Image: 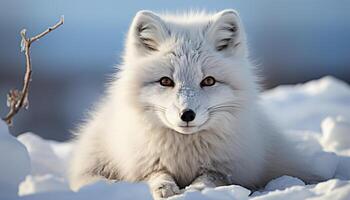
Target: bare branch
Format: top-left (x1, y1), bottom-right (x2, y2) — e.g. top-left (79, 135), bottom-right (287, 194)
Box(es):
top-left (2, 17), bottom-right (64, 125)
top-left (30, 16), bottom-right (64, 44)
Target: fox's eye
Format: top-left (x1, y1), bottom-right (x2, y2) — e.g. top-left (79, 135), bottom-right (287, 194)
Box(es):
top-left (200, 76), bottom-right (216, 87)
top-left (159, 77), bottom-right (175, 87)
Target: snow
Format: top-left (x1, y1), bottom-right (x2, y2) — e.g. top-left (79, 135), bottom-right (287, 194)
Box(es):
top-left (263, 176), bottom-right (305, 192)
top-left (261, 76), bottom-right (350, 132)
top-left (19, 181), bottom-right (153, 200)
top-left (0, 121), bottom-right (30, 199)
top-left (1, 76), bottom-right (350, 199)
top-left (17, 134), bottom-right (72, 196)
top-left (321, 116), bottom-right (350, 153)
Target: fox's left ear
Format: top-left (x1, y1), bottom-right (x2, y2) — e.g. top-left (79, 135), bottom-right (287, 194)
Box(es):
top-left (126, 10), bottom-right (169, 56)
top-left (206, 9), bottom-right (247, 57)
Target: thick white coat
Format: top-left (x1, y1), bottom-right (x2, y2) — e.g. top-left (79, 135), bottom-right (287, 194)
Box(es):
top-left (69, 10), bottom-right (330, 195)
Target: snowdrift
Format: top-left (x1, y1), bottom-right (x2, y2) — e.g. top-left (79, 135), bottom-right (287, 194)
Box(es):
top-left (1, 76), bottom-right (349, 200)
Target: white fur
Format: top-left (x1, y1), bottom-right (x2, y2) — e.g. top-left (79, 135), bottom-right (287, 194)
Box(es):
top-left (69, 10), bottom-right (330, 199)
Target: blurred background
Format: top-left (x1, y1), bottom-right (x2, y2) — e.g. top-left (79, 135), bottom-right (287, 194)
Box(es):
top-left (0, 0), bottom-right (349, 141)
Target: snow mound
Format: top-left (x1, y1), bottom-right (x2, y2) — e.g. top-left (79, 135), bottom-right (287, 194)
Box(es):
top-left (263, 176), bottom-right (305, 191)
top-left (0, 121), bottom-right (30, 199)
top-left (18, 133), bottom-right (68, 177)
top-left (17, 133), bottom-right (72, 195)
top-left (1, 76), bottom-right (350, 200)
top-left (321, 116), bottom-right (350, 153)
top-left (20, 181), bottom-right (153, 200)
top-left (262, 76), bottom-right (350, 132)
top-left (252, 179), bottom-right (350, 200)
top-left (170, 185), bottom-right (251, 200)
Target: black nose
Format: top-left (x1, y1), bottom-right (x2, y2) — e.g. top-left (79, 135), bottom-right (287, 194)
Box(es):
top-left (180, 109), bottom-right (196, 122)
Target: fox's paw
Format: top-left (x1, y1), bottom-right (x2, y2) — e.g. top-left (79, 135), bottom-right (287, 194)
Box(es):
top-left (151, 181), bottom-right (181, 199)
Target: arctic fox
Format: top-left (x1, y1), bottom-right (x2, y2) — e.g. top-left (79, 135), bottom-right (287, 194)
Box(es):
top-left (69, 9), bottom-right (329, 199)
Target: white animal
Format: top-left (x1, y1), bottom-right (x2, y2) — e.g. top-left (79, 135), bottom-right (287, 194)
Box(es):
top-left (69, 9), bottom-right (330, 199)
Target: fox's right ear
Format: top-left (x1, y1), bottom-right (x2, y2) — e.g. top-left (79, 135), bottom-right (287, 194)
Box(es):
top-left (206, 9), bottom-right (247, 57)
top-left (127, 10), bottom-right (169, 55)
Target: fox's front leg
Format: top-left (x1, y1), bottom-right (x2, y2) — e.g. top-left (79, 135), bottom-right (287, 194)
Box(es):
top-left (188, 171), bottom-right (227, 191)
top-left (146, 171), bottom-right (181, 199)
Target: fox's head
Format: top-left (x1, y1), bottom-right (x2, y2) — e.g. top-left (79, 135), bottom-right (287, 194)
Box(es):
top-left (117, 10), bottom-right (259, 134)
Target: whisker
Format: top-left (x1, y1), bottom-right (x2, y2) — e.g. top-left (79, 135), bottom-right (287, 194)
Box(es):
top-left (207, 101), bottom-right (242, 117)
top-left (210, 105), bottom-right (239, 110)
top-left (143, 104), bottom-right (166, 112)
top-left (209, 110), bottom-right (239, 121)
top-left (208, 102), bottom-right (241, 111)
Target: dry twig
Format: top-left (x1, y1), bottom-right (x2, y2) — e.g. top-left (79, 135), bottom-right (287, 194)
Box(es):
top-left (2, 16), bottom-right (64, 125)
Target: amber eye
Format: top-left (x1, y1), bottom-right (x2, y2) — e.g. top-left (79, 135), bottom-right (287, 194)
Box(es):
top-left (200, 76), bottom-right (216, 87)
top-left (159, 77), bottom-right (175, 87)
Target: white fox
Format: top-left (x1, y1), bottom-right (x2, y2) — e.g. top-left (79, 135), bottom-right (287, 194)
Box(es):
top-left (69, 9), bottom-right (330, 199)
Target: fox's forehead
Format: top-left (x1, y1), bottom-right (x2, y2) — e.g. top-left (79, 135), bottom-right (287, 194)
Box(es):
top-left (164, 39), bottom-right (213, 82)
